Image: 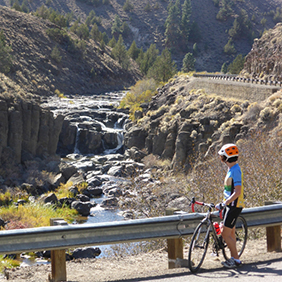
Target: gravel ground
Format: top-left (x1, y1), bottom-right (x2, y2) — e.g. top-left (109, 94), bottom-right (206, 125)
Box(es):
top-left (2, 237), bottom-right (282, 282)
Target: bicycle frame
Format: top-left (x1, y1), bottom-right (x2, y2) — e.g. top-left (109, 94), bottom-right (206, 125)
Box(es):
top-left (191, 197), bottom-right (224, 255)
top-left (188, 197), bottom-right (247, 272)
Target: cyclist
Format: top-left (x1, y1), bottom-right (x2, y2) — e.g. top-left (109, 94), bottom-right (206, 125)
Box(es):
top-left (216, 143), bottom-right (245, 268)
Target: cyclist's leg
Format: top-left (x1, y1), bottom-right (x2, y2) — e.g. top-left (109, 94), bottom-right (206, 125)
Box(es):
top-left (231, 225), bottom-right (236, 243)
top-left (222, 225), bottom-right (238, 259)
top-left (221, 207), bottom-right (242, 260)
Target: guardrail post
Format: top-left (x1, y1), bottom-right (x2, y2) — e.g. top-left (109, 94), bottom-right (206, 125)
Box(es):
top-left (166, 209), bottom-right (183, 269)
top-left (265, 202), bottom-right (282, 252)
top-left (50, 218), bottom-right (68, 282)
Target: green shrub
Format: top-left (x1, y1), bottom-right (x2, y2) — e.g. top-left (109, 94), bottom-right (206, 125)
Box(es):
top-left (227, 54), bottom-right (245, 74)
top-left (181, 52), bottom-right (195, 72)
top-left (111, 35), bottom-right (130, 69)
top-left (128, 41), bottom-right (140, 60)
top-left (224, 39), bottom-right (236, 54)
top-left (147, 48), bottom-right (177, 82)
top-left (144, 3), bottom-right (151, 12)
top-left (123, 0), bottom-right (134, 12)
top-left (85, 10), bottom-right (101, 27)
top-left (34, 5), bottom-right (69, 27)
top-left (221, 62), bottom-right (228, 73)
top-left (0, 30), bottom-right (13, 74)
top-left (119, 78), bottom-right (159, 120)
top-left (46, 28), bottom-right (81, 54)
top-left (50, 45), bottom-right (62, 63)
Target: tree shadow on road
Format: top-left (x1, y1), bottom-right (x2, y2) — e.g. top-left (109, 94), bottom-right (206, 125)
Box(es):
top-left (106, 257), bottom-right (282, 282)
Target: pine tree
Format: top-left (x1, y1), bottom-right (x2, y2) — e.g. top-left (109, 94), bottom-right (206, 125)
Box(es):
top-left (147, 48), bottom-right (177, 82)
top-left (111, 35), bottom-right (130, 69)
top-left (224, 39), bottom-right (236, 54)
top-left (111, 15), bottom-right (123, 39)
top-left (227, 54), bottom-right (245, 74)
top-left (76, 23), bottom-right (89, 40)
top-left (128, 41), bottom-right (140, 60)
top-left (108, 37), bottom-right (116, 48)
top-left (164, 1), bottom-right (181, 50)
top-left (90, 23), bottom-right (102, 41)
top-left (138, 44), bottom-right (159, 75)
top-left (180, 0), bottom-right (191, 47)
top-left (221, 62), bottom-right (228, 73)
top-left (0, 30), bottom-right (13, 74)
top-left (51, 45), bottom-right (62, 63)
top-left (181, 52), bottom-right (195, 72)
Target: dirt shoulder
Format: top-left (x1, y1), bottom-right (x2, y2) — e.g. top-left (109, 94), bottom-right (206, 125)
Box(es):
top-left (4, 237), bottom-right (282, 282)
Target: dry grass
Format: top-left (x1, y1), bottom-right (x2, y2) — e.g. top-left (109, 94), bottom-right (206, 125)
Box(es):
top-left (126, 132), bottom-right (282, 224)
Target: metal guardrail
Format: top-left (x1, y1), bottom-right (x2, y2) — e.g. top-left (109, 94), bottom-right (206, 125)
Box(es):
top-left (193, 73), bottom-right (282, 87)
top-left (0, 204), bottom-right (282, 255)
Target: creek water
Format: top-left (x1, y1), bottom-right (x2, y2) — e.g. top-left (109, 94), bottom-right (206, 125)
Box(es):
top-left (20, 92), bottom-right (132, 266)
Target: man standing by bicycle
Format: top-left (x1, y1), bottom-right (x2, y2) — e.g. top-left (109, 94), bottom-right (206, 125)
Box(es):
top-left (216, 143), bottom-right (245, 268)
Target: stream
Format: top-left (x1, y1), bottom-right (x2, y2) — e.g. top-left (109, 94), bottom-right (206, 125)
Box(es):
top-left (21, 91), bottom-right (134, 266)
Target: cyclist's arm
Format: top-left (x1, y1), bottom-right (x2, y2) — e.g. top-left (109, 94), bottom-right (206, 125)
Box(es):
top-left (224, 185), bottom-right (241, 206)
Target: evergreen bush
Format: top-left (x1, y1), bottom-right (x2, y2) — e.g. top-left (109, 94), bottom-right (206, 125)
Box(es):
top-left (111, 35), bottom-right (130, 70)
top-left (0, 30), bottom-right (13, 74)
top-left (181, 52), bottom-right (195, 72)
top-left (123, 0), bottom-right (134, 12)
top-left (227, 54), bottom-right (245, 74)
top-left (147, 48), bottom-right (177, 82)
top-left (51, 45), bottom-right (62, 63)
top-left (224, 39), bottom-right (236, 55)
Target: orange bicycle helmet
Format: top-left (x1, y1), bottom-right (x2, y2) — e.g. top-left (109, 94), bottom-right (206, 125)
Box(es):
top-left (218, 143), bottom-right (239, 159)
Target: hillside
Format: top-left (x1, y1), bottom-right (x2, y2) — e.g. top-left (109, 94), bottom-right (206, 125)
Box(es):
top-left (244, 22), bottom-right (282, 81)
top-left (124, 74), bottom-right (282, 171)
top-left (0, 6), bottom-right (141, 97)
top-left (1, 0), bottom-right (282, 73)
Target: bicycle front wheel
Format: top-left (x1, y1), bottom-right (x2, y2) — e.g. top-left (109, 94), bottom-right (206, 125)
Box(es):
top-left (222, 215), bottom-right (248, 260)
top-left (188, 221), bottom-right (210, 273)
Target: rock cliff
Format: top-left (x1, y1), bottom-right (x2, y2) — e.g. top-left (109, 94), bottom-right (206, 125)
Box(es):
top-left (244, 23), bottom-right (282, 82)
top-left (0, 74), bottom-right (62, 171)
top-left (124, 75), bottom-right (282, 171)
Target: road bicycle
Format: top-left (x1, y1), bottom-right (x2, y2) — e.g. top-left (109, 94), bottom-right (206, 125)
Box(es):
top-left (188, 197), bottom-right (247, 273)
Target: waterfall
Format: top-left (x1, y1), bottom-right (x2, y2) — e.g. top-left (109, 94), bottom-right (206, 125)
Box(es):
top-left (73, 124), bottom-right (81, 155)
top-left (103, 131), bottom-right (124, 155)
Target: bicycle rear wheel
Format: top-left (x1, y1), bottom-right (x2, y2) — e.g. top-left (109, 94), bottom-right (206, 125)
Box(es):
top-left (188, 221), bottom-right (210, 273)
top-left (222, 215), bottom-right (247, 260)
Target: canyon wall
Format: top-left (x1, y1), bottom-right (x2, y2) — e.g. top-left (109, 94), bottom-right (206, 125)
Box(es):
top-left (0, 97), bottom-right (63, 166)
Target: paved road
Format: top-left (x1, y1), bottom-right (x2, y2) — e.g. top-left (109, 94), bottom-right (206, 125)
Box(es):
top-left (120, 257), bottom-right (282, 282)
top-left (147, 259), bottom-right (282, 282)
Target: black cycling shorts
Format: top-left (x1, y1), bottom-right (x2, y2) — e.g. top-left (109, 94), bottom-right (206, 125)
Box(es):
top-left (223, 206), bottom-right (242, 229)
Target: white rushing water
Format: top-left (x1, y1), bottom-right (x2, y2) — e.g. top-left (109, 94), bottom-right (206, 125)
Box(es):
top-left (36, 91), bottom-right (130, 262)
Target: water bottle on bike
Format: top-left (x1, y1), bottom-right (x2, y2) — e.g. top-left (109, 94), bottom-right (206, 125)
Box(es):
top-left (213, 222), bottom-right (221, 235)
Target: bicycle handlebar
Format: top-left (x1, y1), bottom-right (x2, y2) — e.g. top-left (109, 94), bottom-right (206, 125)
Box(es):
top-left (191, 197), bottom-right (223, 219)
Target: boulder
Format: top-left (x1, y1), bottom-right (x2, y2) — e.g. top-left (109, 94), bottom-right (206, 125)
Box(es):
top-left (107, 165), bottom-right (123, 177)
top-left (83, 187), bottom-right (103, 197)
top-left (100, 197), bottom-right (118, 208)
top-left (72, 247), bottom-right (101, 259)
top-left (67, 172), bottom-right (85, 186)
top-left (59, 162), bottom-right (77, 182)
top-left (43, 193), bottom-right (58, 205)
top-left (59, 197), bottom-right (76, 207)
top-left (107, 187), bottom-right (123, 197)
top-left (71, 201), bottom-right (92, 216)
top-left (167, 196), bottom-right (190, 211)
top-left (125, 147), bottom-right (147, 162)
top-left (76, 194), bottom-right (90, 202)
